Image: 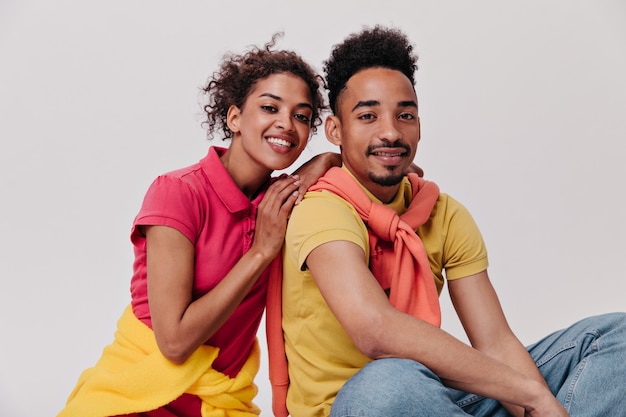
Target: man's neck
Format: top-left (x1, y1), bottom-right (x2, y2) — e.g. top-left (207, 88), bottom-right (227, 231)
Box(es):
top-left (341, 165), bottom-right (404, 204)
top-left (370, 184), bottom-right (403, 204)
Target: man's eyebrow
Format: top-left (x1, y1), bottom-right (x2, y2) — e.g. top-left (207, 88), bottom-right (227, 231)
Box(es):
top-left (399, 100), bottom-right (418, 108)
top-left (259, 92), bottom-right (313, 110)
top-left (351, 99), bottom-right (418, 112)
top-left (352, 100), bottom-right (379, 112)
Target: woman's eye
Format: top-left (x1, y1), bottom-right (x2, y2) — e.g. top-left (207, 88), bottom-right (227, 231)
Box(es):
top-left (261, 105), bottom-right (278, 113)
top-left (294, 113), bottom-right (311, 123)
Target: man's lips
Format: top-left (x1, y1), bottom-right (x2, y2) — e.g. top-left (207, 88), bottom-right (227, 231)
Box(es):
top-left (366, 142), bottom-right (411, 157)
top-left (367, 144), bottom-right (411, 166)
top-left (369, 149), bottom-right (406, 157)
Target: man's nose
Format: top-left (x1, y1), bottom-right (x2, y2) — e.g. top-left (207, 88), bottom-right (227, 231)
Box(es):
top-left (377, 116), bottom-right (401, 141)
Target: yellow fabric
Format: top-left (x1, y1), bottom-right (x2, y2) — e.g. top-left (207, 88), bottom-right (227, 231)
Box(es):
top-left (58, 305), bottom-right (260, 417)
top-left (282, 177), bottom-right (488, 417)
top-left (309, 168), bottom-right (441, 324)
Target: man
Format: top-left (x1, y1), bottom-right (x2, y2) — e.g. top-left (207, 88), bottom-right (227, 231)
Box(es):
top-left (267, 25), bottom-right (625, 417)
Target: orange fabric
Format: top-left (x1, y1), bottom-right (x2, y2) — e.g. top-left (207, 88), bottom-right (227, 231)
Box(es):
top-left (266, 167), bottom-right (442, 416)
top-left (266, 256), bottom-right (289, 417)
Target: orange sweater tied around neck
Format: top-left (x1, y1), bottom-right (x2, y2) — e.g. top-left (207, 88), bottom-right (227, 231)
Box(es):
top-left (266, 167), bottom-right (442, 417)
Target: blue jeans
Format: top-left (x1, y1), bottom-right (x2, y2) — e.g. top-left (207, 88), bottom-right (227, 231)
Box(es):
top-left (330, 313), bottom-right (626, 417)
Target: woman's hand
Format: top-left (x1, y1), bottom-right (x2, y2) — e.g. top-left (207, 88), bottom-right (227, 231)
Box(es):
top-left (292, 152), bottom-right (342, 203)
top-left (250, 175), bottom-right (301, 260)
top-left (408, 162), bottom-right (424, 177)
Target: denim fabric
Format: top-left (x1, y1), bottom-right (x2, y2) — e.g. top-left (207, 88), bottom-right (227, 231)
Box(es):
top-left (330, 313), bottom-right (626, 417)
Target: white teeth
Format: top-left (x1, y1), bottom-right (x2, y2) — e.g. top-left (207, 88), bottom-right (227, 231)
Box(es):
top-left (373, 152), bottom-right (403, 156)
top-left (267, 137), bottom-right (291, 147)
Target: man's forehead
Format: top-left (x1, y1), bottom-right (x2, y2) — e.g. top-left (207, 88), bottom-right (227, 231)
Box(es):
top-left (341, 67), bottom-right (417, 105)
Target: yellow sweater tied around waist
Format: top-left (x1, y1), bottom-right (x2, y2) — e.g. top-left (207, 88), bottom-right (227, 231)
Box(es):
top-left (58, 305), bottom-right (260, 417)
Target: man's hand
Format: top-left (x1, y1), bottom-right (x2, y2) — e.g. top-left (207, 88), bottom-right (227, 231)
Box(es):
top-left (521, 382), bottom-right (569, 417)
top-left (524, 400), bottom-right (570, 416)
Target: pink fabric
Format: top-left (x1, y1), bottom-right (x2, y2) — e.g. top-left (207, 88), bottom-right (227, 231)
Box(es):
top-left (267, 167), bottom-right (441, 417)
top-left (129, 146), bottom-right (270, 378)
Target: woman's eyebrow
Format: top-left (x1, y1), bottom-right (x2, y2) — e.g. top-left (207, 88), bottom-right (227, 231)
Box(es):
top-left (259, 92), bottom-right (313, 109)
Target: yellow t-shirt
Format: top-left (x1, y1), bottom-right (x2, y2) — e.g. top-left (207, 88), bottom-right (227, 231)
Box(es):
top-left (282, 175), bottom-right (488, 417)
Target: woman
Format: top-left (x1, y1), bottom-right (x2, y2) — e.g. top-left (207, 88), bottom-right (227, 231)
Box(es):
top-left (58, 34), bottom-right (336, 417)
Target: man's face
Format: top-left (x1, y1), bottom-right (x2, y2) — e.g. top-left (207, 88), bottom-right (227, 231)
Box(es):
top-left (326, 67), bottom-right (420, 203)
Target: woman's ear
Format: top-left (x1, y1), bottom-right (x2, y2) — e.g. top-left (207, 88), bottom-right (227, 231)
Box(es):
top-left (324, 115), bottom-right (342, 146)
top-left (226, 105), bottom-right (242, 133)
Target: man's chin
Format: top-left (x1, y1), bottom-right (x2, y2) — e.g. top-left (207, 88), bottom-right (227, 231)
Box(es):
top-left (369, 173), bottom-right (405, 187)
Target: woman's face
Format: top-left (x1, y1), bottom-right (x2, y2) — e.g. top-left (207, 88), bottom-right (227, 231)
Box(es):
top-left (227, 72), bottom-right (314, 172)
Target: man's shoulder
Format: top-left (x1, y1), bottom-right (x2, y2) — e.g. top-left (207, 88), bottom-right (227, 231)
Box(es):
top-left (285, 189), bottom-right (370, 264)
top-left (287, 190), bottom-right (368, 242)
top-left (430, 193), bottom-right (471, 218)
top-left (303, 188), bottom-right (359, 206)
top-left (293, 190), bottom-right (362, 224)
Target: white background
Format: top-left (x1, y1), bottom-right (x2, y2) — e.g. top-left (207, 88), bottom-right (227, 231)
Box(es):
top-left (1, 1), bottom-right (625, 415)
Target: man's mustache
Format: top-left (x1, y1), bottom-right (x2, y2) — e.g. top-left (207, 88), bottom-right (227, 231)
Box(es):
top-left (366, 141), bottom-right (411, 154)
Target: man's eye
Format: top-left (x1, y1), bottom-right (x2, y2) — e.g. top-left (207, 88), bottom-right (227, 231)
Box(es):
top-left (399, 113), bottom-right (415, 120)
top-left (359, 114), bottom-right (375, 120)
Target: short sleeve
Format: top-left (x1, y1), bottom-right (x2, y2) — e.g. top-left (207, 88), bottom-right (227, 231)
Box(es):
top-left (440, 195), bottom-right (489, 280)
top-left (131, 175), bottom-right (203, 244)
top-left (286, 191), bottom-right (369, 271)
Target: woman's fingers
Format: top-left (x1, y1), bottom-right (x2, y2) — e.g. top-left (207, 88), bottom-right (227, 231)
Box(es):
top-left (259, 175), bottom-right (301, 215)
top-left (252, 175), bottom-right (301, 256)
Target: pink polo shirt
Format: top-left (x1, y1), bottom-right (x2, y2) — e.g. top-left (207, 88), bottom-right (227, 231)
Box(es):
top-left (129, 146), bottom-right (270, 378)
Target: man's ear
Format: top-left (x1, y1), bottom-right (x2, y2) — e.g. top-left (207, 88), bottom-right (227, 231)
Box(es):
top-left (325, 115), bottom-right (342, 146)
top-left (417, 115), bottom-right (421, 143)
top-left (226, 105), bottom-right (242, 133)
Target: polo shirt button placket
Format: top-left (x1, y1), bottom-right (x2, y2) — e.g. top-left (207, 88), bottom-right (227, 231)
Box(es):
top-left (244, 211), bottom-right (254, 249)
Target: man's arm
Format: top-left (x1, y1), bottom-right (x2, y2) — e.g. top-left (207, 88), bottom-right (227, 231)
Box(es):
top-left (306, 240), bottom-right (568, 416)
top-left (448, 271), bottom-right (554, 417)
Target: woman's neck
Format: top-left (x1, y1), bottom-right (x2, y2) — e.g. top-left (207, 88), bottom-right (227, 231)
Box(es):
top-left (220, 143), bottom-right (272, 200)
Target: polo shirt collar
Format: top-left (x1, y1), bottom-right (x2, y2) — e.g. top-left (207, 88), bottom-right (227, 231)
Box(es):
top-left (202, 146), bottom-right (263, 213)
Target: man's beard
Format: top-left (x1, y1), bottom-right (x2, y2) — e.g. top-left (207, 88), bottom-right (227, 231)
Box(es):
top-left (369, 168), bottom-right (405, 187)
top-left (366, 142), bottom-right (411, 187)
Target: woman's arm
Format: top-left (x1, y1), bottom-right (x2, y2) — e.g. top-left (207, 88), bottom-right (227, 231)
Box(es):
top-left (292, 153), bottom-right (424, 198)
top-left (291, 152), bottom-right (423, 203)
top-left (291, 152), bottom-right (341, 203)
top-left (145, 175), bottom-right (301, 364)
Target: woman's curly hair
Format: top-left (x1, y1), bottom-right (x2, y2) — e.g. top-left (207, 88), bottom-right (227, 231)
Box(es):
top-left (202, 33), bottom-right (326, 140)
top-left (323, 25), bottom-right (418, 114)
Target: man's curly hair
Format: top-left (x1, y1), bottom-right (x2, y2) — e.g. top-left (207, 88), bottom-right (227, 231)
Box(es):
top-left (202, 33), bottom-right (326, 140)
top-left (323, 25), bottom-right (418, 114)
